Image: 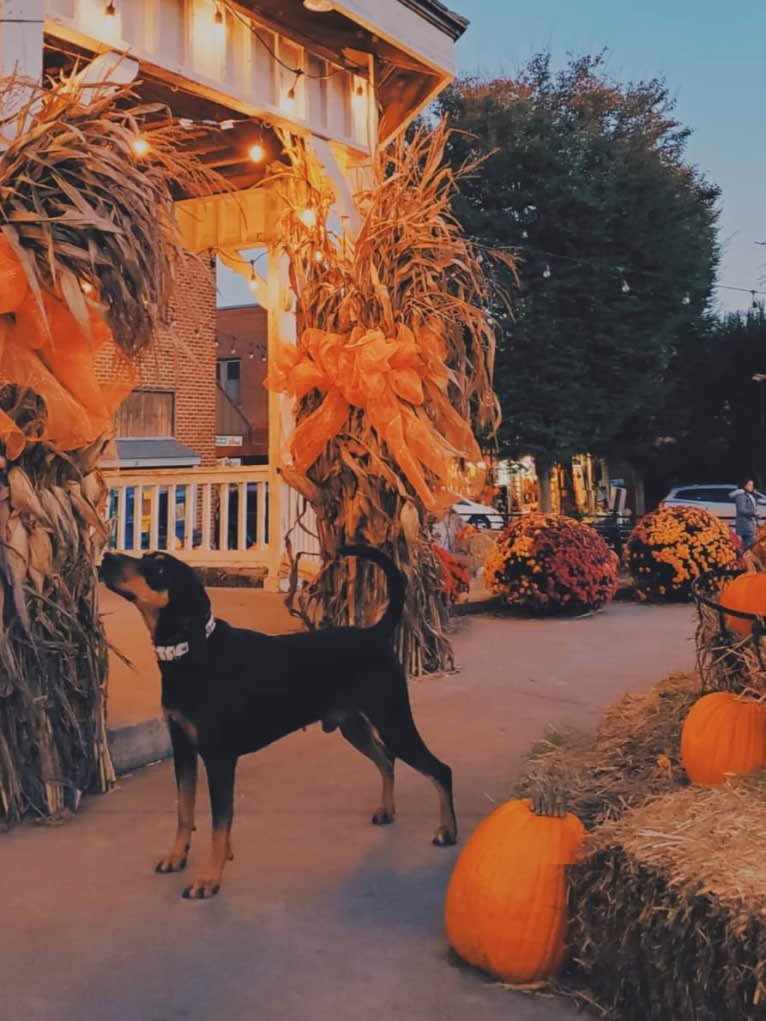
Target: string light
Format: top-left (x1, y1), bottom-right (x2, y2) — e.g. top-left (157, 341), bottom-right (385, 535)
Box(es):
top-left (248, 141), bottom-right (265, 163)
top-left (130, 135), bottom-right (150, 157)
top-left (682, 293), bottom-right (691, 305)
top-left (248, 260), bottom-right (259, 295)
top-left (313, 250), bottom-right (324, 264)
top-left (299, 208), bottom-right (317, 228)
top-left (542, 264), bottom-right (551, 279)
top-left (621, 278), bottom-right (631, 294)
top-left (80, 280), bottom-right (94, 295)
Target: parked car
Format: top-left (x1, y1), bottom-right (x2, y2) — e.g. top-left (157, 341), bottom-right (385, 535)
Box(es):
top-left (660, 484), bottom-right (766, 523)
top-left (452, 497), bottom-right (504, 531)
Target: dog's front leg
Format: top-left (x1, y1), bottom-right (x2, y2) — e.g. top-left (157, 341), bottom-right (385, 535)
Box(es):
top-left (156, 721), bottom-right (198, 874)
top-left (183, 753), bottom-right (237, 899)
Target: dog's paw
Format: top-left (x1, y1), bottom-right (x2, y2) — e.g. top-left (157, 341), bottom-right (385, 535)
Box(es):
top-left (432, 826), bottom-right (458, 847)
top-left (155, 845), bottom-right (190, 873)
top-left (182, 874), bottom-right (221, 900)
top-left (371, 811), bottom-right (395, 826)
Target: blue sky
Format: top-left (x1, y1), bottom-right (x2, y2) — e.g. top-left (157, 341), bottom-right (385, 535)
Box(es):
top-left (454, 0), bottom-right (766, 312)
top-left (220, 1), bottom-right (765, 312)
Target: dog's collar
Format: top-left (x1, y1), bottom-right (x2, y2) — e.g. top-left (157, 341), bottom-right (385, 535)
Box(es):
top-left (155, 615), bottom-right (216, 663)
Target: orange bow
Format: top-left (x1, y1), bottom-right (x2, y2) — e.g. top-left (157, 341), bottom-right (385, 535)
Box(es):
top-left (265, 324), bottom-right (484, 511)
top-left (0, 241), bottom-right (137, 458)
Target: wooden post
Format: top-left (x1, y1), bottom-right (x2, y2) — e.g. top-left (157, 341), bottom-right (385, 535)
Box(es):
top-left (264, 247), bottom-right (297, 592)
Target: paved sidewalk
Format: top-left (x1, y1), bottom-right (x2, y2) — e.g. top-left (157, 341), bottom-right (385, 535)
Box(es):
top-left (5, 600), bottom-right (695, 1021)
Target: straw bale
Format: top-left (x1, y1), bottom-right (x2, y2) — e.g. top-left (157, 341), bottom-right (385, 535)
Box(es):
top-left (570, 777), bottom-right (766, 1020)
top-left (516, 673), bottom-right (699, 828)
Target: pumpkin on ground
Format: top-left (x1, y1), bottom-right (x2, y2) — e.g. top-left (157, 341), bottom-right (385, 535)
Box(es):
top-left (680, 691), bottom-right (766, 785)
top-left (444, 798), bottom-right (585, 984)
top-left (720, 572), bottom-right (766, 636)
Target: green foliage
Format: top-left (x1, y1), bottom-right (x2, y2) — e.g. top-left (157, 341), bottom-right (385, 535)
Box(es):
top-left (436, 54), bottom-right (720, 470)
top-left (646, 305), bottom-right (766, 491)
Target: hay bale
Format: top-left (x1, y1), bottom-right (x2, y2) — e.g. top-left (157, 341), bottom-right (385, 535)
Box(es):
top-left (570, 777), bottom-right (766, 1020)
top-left (516, 673), bottom-right (699, 828)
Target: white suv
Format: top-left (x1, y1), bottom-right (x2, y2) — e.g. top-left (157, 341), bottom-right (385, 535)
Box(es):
top-left (661, 484), bottom-right (766, 523)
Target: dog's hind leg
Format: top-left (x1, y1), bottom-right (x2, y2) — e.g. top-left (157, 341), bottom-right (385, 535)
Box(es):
top-left (371, 688), bottom-right (457, 847)
top-left (339, 712), bottom-right (396, 825)
top-left (183, 753), bottom-right (237, 900)
top-left (156, 721), bottom-right (198, 874)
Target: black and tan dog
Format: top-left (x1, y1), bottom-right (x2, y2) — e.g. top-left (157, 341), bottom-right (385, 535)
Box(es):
top-left (100, 546), bottom-right (456, 899)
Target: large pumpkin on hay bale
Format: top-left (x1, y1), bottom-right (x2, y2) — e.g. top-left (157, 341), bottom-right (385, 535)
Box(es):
top-left (444, 799), bottom-right (585, 983)
top-left (720, 573), bottom-right (766, 636)
top-left (680, 691), bottom-right (766, 784)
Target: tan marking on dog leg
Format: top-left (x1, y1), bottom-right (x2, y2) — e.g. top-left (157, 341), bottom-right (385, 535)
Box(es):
top-left (183, 825), bottom-right (231, 899)
top-left (165, 710), bottom-right (199, 746)
top-left (156, 766), bottom-right (198, 873)
top-left (431, 778), bottom-right (458, 846)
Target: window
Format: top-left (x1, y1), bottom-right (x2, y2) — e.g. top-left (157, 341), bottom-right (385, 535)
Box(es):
top-left (217, 358), bottom-right (241, 405)
top-left (116, 390), bottom-right (174, 438)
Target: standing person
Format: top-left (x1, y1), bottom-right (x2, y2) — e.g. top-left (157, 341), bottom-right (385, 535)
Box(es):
top-left (732, 478), bottom-right (759, 550)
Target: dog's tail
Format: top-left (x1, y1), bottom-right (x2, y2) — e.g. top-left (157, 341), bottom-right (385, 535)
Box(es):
top-left (339, 546), bottom-right (405, 638)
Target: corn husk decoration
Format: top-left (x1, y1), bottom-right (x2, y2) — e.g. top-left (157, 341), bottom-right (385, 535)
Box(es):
top-left (0, 70), bottom-right (221, 821)
top-left (265, 123), bottom-right (505, 674)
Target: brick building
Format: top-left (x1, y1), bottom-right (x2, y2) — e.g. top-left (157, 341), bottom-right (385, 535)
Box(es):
top-left (96, 254), bottom-right (217, 468)
top-left (215, 304), bottom-right (269, 464)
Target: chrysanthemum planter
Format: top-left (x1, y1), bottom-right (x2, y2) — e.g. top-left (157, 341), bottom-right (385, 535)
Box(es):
top-left (624, 504), bottom-right (739, 602)
top-left (484, 513), bottom-right (619, 615)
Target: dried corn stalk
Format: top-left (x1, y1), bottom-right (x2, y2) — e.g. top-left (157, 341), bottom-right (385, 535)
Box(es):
top-left (0, 70), bottom-right (222, 820)
top-left (266, 123), bottom-right (504, 674)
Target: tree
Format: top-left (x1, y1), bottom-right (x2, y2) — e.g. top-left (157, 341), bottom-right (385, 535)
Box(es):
top-left (641, 306), bottom-right (766, 499)
top-left (436, 55), bottom-right (720, 507)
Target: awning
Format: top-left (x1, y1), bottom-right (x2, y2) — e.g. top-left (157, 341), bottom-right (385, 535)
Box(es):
top-left (107, 438), bottom-right (201, 469)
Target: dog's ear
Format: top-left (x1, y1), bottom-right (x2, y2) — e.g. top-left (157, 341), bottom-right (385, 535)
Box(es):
top-left (139, 554), bottom-right (171, 592)
top-left (147, 554), bottom-right (212, 648)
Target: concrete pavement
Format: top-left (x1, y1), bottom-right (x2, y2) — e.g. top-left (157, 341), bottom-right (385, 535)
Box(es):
top-left (4, 601), bottom-right (696, 1021)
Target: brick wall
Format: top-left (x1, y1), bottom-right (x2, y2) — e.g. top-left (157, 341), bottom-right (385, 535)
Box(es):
top-left (95, 253), bottom-right (217, 465)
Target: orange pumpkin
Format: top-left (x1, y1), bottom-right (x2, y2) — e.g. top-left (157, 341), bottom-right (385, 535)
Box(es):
top-left (444, 799), bottom-right (585, 983)
top-left (720, 573), bottom-right (766, 636)
top-left (681, 691), bottom-right (766, 785)
top-left (0, 236), bottom-right (29, 314)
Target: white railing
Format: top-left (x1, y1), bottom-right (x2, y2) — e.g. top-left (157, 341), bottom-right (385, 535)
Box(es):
top-left (103, 466), bottom-right (271, 567)
top-left (103, 465), bottom-right (321, 577)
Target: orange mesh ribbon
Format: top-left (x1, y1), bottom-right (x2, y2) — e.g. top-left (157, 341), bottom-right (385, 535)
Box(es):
top-left (0, 246), bottom-right (137, 457)
top-left (265, 325), bottom-right (484, 512)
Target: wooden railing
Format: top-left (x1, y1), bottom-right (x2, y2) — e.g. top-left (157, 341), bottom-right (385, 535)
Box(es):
top-left (102, 466), bottom-right (321, 581)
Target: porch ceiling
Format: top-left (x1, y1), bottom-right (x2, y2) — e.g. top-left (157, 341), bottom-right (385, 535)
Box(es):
top-left (43, 37), bottom-right (284, 195)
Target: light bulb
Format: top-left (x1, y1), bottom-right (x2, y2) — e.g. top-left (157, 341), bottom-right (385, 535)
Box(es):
top-left (214, 4), bottom-right (224, 24)
top-left (248, 143), bottom-right (265, 163)
top-left (80, 280), bottom-right (94, 295)
top-left (542, 264), bottom-right (551, 279)
top-left (313, 249), bottom-right (324, 264)
top-left (130, 135), bottom-right (150, 157)
top-left (104, 1), bottom-right (116, 15)
top-left (299, 208), bottom-right (317, 228)
top-left (682, 293), bottom-right (691, 306)
top-left (621, 278), bottom-right (631, 294)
